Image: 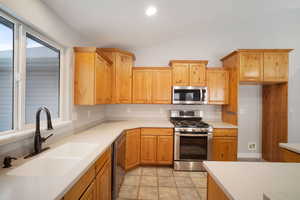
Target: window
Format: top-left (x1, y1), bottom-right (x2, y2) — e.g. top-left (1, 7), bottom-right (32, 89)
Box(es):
top-left (0, 10), bottom-right (65, 135)
top-left (0, 16), bottom-right (14, 132)
top-left (25, 34), bottom-right (60, 124)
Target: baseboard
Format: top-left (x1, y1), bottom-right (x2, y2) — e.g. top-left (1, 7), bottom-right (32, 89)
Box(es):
top-left (238, 153), bottom-right (262, 159)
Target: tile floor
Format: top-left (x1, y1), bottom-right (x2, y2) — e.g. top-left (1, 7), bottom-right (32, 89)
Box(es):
top-left (117, 166), bottom-right (207, 200)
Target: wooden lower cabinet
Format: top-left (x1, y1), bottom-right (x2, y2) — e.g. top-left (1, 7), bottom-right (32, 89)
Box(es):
top-left (125, 129), bottom-right (141, 170)
top-left (280, 148), bottom-right (300, 162)
top-left (212, 129), bottom-right (237, 161)
top-left (157, 136), bottom-right (173, 164)
top-left (207, 175), bottom-right (229, 200)
top-left (80, 181), bottom-right (97, 200)
top-left (63, 147), bottom-right (112, 200)
top-left (96, 159), bottom-right (112, 200)
top-left (140, 128), bottom-right (173, 165)
top-left (141, 135), bottom-right (157, 164)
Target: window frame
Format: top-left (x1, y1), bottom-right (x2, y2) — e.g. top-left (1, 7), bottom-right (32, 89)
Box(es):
top-left (0, 10), bottom-right (67, 135)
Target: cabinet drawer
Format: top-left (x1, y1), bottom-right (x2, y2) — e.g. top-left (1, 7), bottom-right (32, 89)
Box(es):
top-left (64, 166), bottom-right (95, 200)
top-left (141, 128), bottom-right (173, 136)
top-left (95, 146), bottom-right (112, 174)
top-left (213, 128), bottom-right (237, 137)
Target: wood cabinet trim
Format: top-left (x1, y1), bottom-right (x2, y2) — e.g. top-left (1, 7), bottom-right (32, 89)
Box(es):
top-left (141, 128), bottom-right (173, 136)
top-left (169, 60), bottom-right (209, 66)
top-left (94, 147), bottom-right (112, 174)
top-left (280, 148), bottom-right (300, 162)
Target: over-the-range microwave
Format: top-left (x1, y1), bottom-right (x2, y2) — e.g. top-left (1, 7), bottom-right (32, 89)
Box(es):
top-left (172, 86), bottom-right (208, 105)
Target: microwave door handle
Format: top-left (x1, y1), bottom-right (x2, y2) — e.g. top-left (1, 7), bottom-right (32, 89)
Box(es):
top-left (202, 89), bottom-right (206, 101)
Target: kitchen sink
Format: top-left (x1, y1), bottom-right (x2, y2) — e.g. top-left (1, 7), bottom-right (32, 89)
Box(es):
top-left (7, 142), bottom-right (99, 177)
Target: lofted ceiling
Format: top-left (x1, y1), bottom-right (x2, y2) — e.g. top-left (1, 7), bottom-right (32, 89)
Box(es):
top-left (41, 0), bottom-right (300, 49)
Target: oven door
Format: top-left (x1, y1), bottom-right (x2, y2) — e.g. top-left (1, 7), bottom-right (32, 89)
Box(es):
top-left (172, 86), bottom-right (208, 104)
top-left (174, 132), bottom-right (212, 161)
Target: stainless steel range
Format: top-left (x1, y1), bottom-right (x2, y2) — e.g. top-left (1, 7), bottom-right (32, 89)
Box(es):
top-left (170, 110), bottom-right (213, 171)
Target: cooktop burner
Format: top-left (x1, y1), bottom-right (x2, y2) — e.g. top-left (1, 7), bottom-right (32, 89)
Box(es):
top-left (171, 119), bottom-right (210, 128)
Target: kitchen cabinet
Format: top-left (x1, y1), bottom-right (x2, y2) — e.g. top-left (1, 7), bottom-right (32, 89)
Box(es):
top-left (170, 60), bottom-right (208, 86)
top-left (212, 129), bottom-right (237, 161)
top-left (125, 129), bottom-right (141, 170)
top-left (207, 68), bottom-right (229, 105)
top-left (101, 48), bottom-right (135, 104)
top-left (280, 148), bottom-right (300, 162)
top-left (140, 128), bottom-right (173, 165)
top-left (74, 47), bottom-right (113, 105)
top-left (96, 159), bottom-right (112, 200)
top-left (132, 67), bottom-right (172, 104)
top-left (239, 52), bottom-right (263, 82)
top-left (207, 175), bottom-right (229, 200)
top-left (80, 181), bottom-right (96, 200)
top-left (263, 52), bottom-right (289, 82)
top-left (63, 147), bottom-right (112, 200)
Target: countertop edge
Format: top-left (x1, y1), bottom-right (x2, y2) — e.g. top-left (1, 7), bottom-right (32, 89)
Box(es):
top-left (279, 143), bottom-right (300, 154)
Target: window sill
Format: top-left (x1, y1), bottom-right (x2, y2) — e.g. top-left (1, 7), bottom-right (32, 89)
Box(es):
top-left (0, 120), bottom-right (72, 147)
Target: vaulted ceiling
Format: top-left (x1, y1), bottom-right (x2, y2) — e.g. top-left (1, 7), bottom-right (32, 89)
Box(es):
top-left (41, 0), bottom-right (300, 49)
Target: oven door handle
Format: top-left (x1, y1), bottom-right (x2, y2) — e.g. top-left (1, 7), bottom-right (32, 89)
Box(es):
top-left (175, 133), bottom-right (213, 137)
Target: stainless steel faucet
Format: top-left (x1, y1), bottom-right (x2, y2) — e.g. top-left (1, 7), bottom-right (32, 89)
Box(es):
top-left (25, 106), bottom-right (54, 159)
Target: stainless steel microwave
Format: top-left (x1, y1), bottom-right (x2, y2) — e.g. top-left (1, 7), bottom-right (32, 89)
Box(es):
top-left (172, 86), bottom-right (208, 105)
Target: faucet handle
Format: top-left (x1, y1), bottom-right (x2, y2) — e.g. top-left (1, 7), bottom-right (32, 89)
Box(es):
top-left (42, 133), bottom-right (53, 143)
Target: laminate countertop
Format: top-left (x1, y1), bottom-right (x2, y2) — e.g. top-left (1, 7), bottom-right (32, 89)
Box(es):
top-left (203, 161), bottom-right (300, 200)
top-left (279, 143), bottom-right (300, 154)
top-left (0, 120), bottom-right (236, 200)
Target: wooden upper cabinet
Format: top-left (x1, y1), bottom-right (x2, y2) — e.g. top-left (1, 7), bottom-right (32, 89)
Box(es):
top-left (132, 67), bottom-right (172, 104)
top-left (132, 70), bottom-right (152, 103)
top-left (239, 52), bottom-right (263, 82)
top-left (221, 49), bottom-right (292, 84)
top-left (190, 63), bottom-right (206, 86)
top-left (152, 69), bottom-right (172, 104)
top-left (170, 60), bottom-right (208, 86)
top-left (263, 52), bottom-right (289, 82)
top-left (207, 68), bottom-right (229, 105)
top-left (74, 47), bottom-right (113, 105)
top-left (125, 129), bottom-right (141, 170)
top-left (101, 48), bottom-right (135, 104)
top-left (172, 63), bottom-right (190, 85)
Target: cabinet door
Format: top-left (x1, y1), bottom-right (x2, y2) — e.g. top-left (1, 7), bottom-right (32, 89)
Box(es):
top-left (80, 181), bottom-right (97, 200)
top-left (190, 63), bottom-right (206, 86)
top-left (212, 137), bottom-right (237, 161)
top-left (96, 160), bottom-right (112, 200)
top-left (263, 53), bottom-right (288, 82)
top-left (157, 136), bottom-right (173, 165)
top-left (132, 70), bottom-right (152, 103)
top-left (125, 129), bottom-right (141, 170)
top-left (172, 63), bottom-right (190, 86)
top-left (95, 55), bottom-right (106, 104)
top-left (207, 69), bottom-right (229, 104)
top-left (152, 70), bottom-right (172, 104)
top-left (116, 54), bottom-right (133, 103)
top-left (239, 52), bottom-right (263, 82)
top-left (74, 52), bottom-right (95, 105)
top-left (104, 63), bottom-right (112, 104)
top-left (140, 135), bottom-right (157, 164)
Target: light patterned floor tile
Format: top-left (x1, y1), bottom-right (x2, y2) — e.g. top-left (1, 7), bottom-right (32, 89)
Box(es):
top-left (178, 187), bottom-right (200, 200)
top-left (173, 171), bottom-right (191, 177)
top-left (196, 187), bottom-right (207, 200)
top-left (191, 176), bottom-right (207, 188)
top-left (157, 167), bottom-right (173, 177)
top-left (158, 176), bottom-right (176, 187)
top-left (118, 185), bottom-right (139, 199)
top-left (142, 167), bottom-right (157, 176)
top-left (140, 176), bottom-right (158, 186)
top-left (138, 186), bottom-right (158, 200)
top-left (158, 187), bottom-right (180, 200)
top-left (123, 175), bottom-right (140, 186)
top-left (174, 176), bottom-right (193, 187)
top-left (126, 167), bottom-right (142, 176)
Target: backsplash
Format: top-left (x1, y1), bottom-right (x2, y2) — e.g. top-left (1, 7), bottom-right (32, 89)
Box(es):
top-left (104, 104), bottom-right (222, 121)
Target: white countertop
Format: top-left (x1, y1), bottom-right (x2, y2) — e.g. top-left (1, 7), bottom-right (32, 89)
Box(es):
top-left (279, 143), bottom-right (300, 154)
top-left (0, 120), bottom-right (236, 200)
top-left (203, 161), bottom-right (300, 200)
top-left (207, 121), bottom-right (237, 129)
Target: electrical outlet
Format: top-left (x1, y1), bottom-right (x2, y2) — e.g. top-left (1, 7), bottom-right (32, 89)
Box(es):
top-left (248, 142), bottom-right (256, 151)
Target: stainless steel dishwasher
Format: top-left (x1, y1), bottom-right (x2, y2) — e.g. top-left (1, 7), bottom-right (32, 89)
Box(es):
top-left (112, 132), bottom-right (126, 200)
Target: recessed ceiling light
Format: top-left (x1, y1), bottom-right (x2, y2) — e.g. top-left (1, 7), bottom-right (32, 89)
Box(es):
top-left (145, 6), bottom-right (157, 16)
